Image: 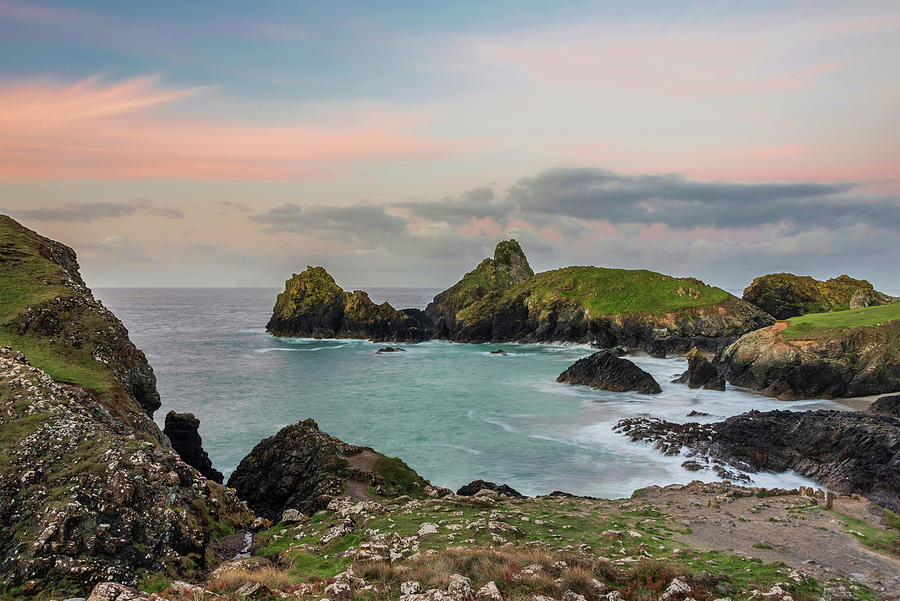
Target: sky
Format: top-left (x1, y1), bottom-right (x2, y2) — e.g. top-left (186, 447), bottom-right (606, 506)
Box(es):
top-left (0, 0), bottom-right (898, 291)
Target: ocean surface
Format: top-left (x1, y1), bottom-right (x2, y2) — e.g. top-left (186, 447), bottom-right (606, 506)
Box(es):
top-left (96, 287), bottom-right (848, 498)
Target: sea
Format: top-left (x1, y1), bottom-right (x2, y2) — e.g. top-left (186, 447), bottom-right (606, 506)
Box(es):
top-left (95, 287), bottom-right (849, 498)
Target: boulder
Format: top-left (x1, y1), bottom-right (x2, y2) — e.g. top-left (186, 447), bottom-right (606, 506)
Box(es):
top-left (615, 409), bottom-right (900, 512)
top-left (869, 395), bottom-right (900, 419)
top-left (163, 411), bottom-right (224, 483)
top-left (377, 346), bottom-right (406, 353)
top-left (456, 479), bottom-right (526, 498)
top-left (557, 352), bottom-right (662, 394)
top-left (228, 419), bottom-right (429, 520)
top-left (673, 348), bottom-right (725, 390)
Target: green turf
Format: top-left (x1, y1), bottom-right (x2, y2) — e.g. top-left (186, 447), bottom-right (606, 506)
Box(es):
top-left (460, 266), bottom-right (733, 321)
top-left (783, 303), bottom-right (900, 339)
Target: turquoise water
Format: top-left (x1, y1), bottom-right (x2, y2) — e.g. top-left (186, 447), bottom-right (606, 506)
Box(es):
top-left (97, 287), bottom-right (843, 497)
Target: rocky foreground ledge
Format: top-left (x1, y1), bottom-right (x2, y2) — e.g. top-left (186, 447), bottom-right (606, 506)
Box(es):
top-left (615, 409), bottom-right (900, 513)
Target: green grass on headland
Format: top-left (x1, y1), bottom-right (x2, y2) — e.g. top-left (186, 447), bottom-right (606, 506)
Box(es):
top-left (465, 266), bottom-right (733, 319)
top-left (784, 303), bottom-right (900, 340)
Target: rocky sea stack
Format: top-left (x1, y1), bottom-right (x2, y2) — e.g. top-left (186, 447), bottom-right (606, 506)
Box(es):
top-left (673, 348), bottom-right (725, 390)
top-left (0, 217), bottom-right (251, 597)
top-left (616, 409), bottom-right (900, 513)
top-left (227, 418), bottom-right (430, 520)
top-left (557, 351), bottom-right (662, 394)
top-left (267, 266), bottom-right (432, 341)
top-left (715, 304), bottom-right (900, 399)
top-left (163, 411), bottom-right (224, 483)
top-left (742, 272), bottom-right (897, 319)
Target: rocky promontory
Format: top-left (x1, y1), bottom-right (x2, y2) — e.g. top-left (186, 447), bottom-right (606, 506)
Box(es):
top-left (742, 272), bottom-right (897, 319)
top-left (715, 305), bottom-right (900, 399)
top-left (557, 351), bottom-right (662, 394)
top-left (227, 418), bottom-right (430, 520)
top-left (673, 347), bottom-right (725, 390)
top-left (0, 216), bottom-right (252, 597)
top-left (427, 241), bottom-right (773, 353)
top-left (267, 266), bottom-right (432, 341)
top-left (616, 409), bottom-right (900, 513)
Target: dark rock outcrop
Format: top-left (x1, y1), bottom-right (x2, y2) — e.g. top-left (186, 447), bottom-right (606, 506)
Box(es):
top-left (673, 348), bottom-right (725, 390)
top-left (615, 409), bottom-right (900, 513)
top-left (376, 346), bottom-right (405, 353)
top-left (266, 266), bottom-right (432, 342)
top-left (742, 272), bottom-right (895, 319)
top-left (228, 419), bottom-right (429, 520)
top-left (715, 319), bottom-right (900, 400)
top-left (163, 411), bottom-right (224, 483)
top-left (869, 395), bottom-right (900, 419)
top-left (456, 479), bottom-right (526, 498)
top-left (557, 351), bottom-right (662, 394)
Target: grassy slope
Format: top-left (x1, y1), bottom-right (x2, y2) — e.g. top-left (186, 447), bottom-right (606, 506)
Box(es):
top-left (0, 216), bottom-right (118, 397)
top-left (462, 266), bottom-right (732, 320)
top-left (784, 303), bottom-right (900, 338)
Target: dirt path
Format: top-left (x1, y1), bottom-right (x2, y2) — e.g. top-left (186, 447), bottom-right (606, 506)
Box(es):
top-left (639, 485), bottom-right (900, 596)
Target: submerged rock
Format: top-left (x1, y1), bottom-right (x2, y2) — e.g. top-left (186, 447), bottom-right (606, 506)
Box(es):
top-left (869, 395), bottom-right (900, 419)
top-left (673, 348), bottom-right (725, 390)
top-left (267, 266), bottom-right (432, 342)
top-left (163, 411), bottom-right (224, 483)
top-left (228, 419), bottom-right (430, 520)
top-left (742, 272), bottom-right (895, 319)
top-left (377, 346), bottom-right (406, 353)
top-left (615, 409), bottom-right (900, 512)
top-left (557, 352), bottom-right (662, 394)
top-left (489, 349), bottom-right (508, 355)
top-left (456, 479), bottom-right (526, 498)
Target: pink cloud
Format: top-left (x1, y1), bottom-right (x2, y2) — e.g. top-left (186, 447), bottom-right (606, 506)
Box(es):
top-left (0, 0), bottom-right (79, 23)
top-left (458, 217), bottom-right (506, 238)
top-left (0, 75), bottom-right (463, 180)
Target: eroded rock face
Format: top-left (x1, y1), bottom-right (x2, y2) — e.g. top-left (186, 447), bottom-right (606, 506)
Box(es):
top-left (228, 419), bottom-right (429, 520)
top-left (0, 215), bottom-right (161, 418)
top-left (715, 321), bottom-right (900, 400)
top-left (0, 348), bottom-right (252, 596)
top-left (425, 239), bottom-right (534, 336)
top-left (742, 272), bottom-right (894, 319)
top-left (266, 267), bottom-right (431, 342)
top-left (456, 479), bottom-right (526, 498)
top-left (869, 395), bottom-right (900, 419)
top-left (163, 411), bottom-right (224, 483)
top-left (615, 409), bottom-right (900, 512)
top-left (557, 352), bottom-right (662, 394)
top-left (673, 348), bottom-right (725, 391)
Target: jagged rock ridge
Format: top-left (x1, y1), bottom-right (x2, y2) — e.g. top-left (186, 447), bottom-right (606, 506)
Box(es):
top-left (163, 411), bottom-right (224, 483)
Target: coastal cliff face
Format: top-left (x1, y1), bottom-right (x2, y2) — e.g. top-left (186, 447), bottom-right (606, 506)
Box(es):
top-left (266, 266), bottom-right (431, 341)
top-left (742, 272), bottom-right (897, 319)
top-left (0, 216), bottom-right (252, 597)
top-left (715, 311), bottom-right (900, 400)
top-left (227, 418), bottom-right (429, 520)
top-left (0, 215), bottom-right (160, 420)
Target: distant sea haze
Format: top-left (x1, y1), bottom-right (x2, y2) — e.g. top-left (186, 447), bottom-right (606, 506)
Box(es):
top-left (97, 287), bottom-right (853, 497)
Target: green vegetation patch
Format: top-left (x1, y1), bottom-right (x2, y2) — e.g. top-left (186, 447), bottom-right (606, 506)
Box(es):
top-left (784, 303), bottom-right (900, 338)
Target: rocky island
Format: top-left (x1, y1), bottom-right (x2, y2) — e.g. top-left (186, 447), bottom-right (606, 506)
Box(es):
top-left (742, 272), bottom-right (898, 319)
top-left (269, 240), bottom-right (773, 354)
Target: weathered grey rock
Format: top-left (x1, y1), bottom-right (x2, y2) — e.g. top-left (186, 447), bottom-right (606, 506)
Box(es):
top-left (456, 479), bottom-right (526, 498)
top-left (868, 395), bottom-right (900, 419)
